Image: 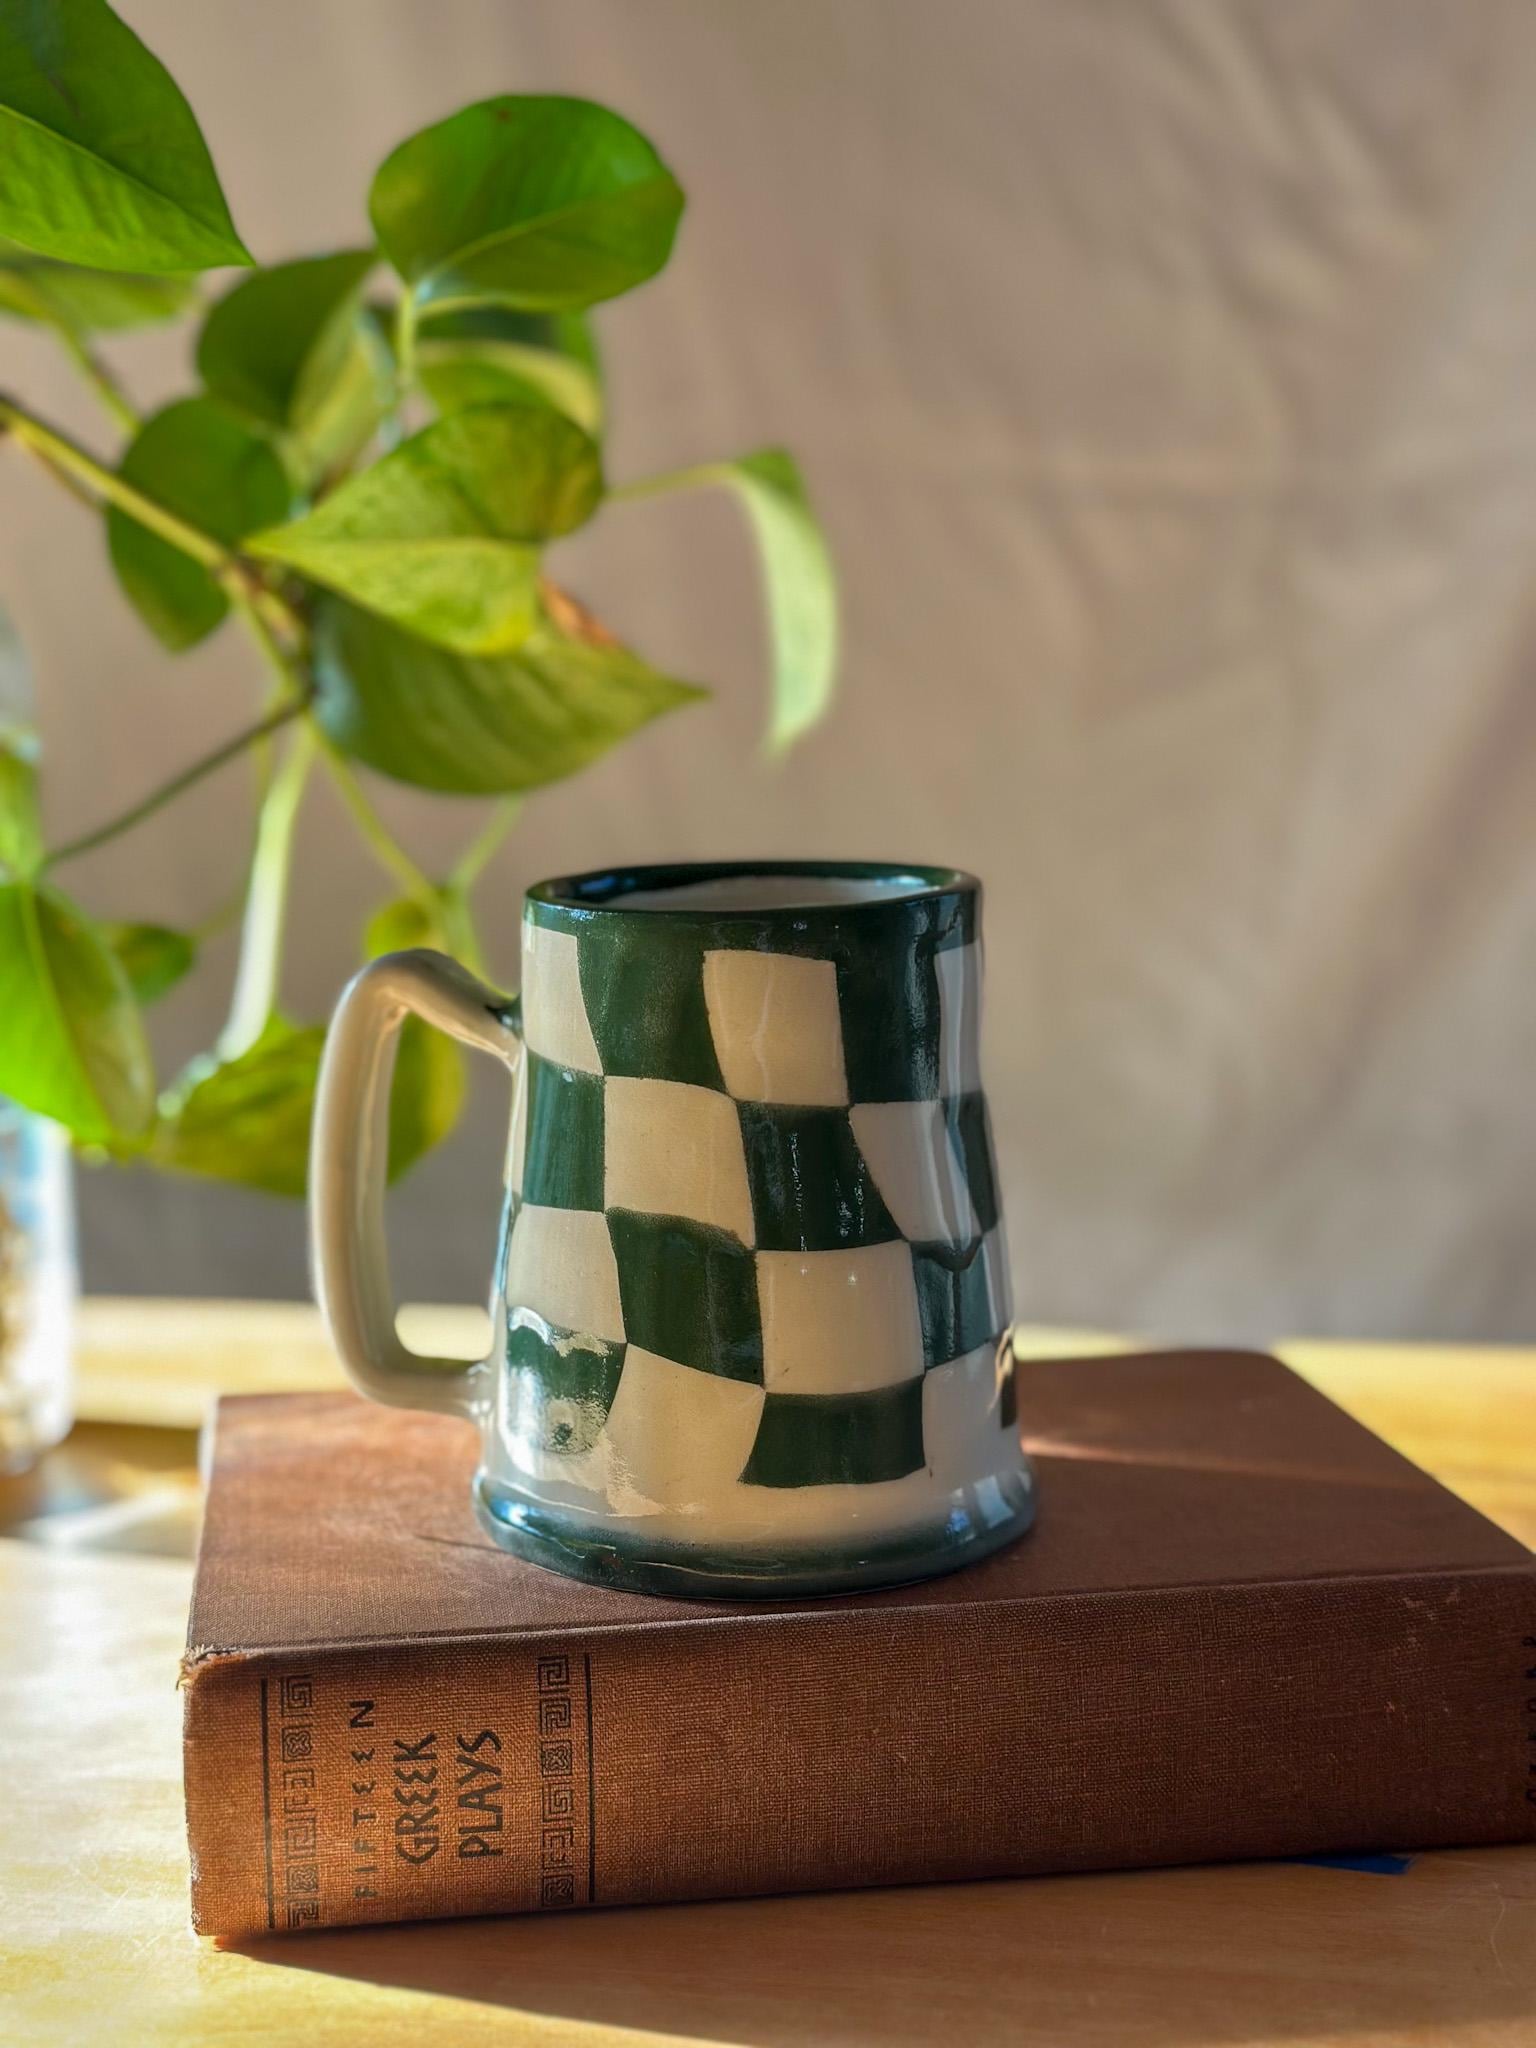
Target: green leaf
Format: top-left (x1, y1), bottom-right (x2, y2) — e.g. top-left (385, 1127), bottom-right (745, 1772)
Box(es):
top-left (248, 403), bottom-right (601, 653)
top-left (197, 250), bottom-right (375, 426)
top-left (0, 245), bottom-right (195, 331)
top-left (103, 921), bottom-right (196, 1005)
top-left (729, 451), bottom-right (839, 751)
top-left (107, 397), bottom-right (293, 650)
top-left (297, 313), bottom-right (395, 485)
top-left (154, 953), bottom-right (461, 1191)
top-left (362, 896), bottom-right (465, 1178)
top-left (0, 735), bottom-right (42, 880)
top-left (418, 305), bottom-right (602, 434)
top-left (363, 894), bottom-right (439, 959)
top-left (196, 249), bottom-right (388, 480)
top-left (644, 450), bottom-right (838, 752)
top-left (0, 879), bottom-right (154, 1141)
top-left (153, 1014), bottom-right (319, 1197)
top-left (370, 96), bottom-right (682, 316)
top-left (0, 0), bottom-right (251, 273)
top-left (314, 588), bottom-right (705, 794)
top-left (388, 1010), bottom-right (465, 1180)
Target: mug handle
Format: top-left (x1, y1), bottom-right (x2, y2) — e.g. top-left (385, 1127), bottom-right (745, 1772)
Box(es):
top-left (310, 947), bottom-right (522, 1417)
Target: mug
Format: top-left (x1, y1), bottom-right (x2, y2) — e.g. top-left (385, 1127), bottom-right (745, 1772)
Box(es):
top-left (311, 860), bottom-right (1036, 1597)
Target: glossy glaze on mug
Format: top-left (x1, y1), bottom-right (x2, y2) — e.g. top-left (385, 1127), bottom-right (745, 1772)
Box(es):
top-left (476, 861), bottom-right (1035, 1593)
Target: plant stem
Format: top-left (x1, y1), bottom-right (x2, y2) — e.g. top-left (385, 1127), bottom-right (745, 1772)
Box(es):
top-left (218, 724), bottom-right (317, 1060)
top-left (607, 463), bottom-right (720, 504)
top-left (42, 699), bottom-right (311, 871)
top-left (0, 396), bottom-right (229, 571)
top-left (53, 330), bottom-right (140, 437)
top-left (441, 884), bottom-right (490, 980)
top-left (244, 592), bottom-right (442, 925)
top-left (450, 797), bottom-right (519, 889)
top-left (214, 597), bottom-right (322, 1056)
top-left (319, 742), bottom-right (436, 904)
top-left (190, 884), bottom-right (249, 946)
top-left (3, 399), bottom-right (310, 646)
top-left (19, 440), bottom-right (99, 514)
top-left (393, 293), bottom-right (419, 398)
top-left (237, 593), bottom-right (309, 701)
top-left (219, 592), bottom-right (310, 859)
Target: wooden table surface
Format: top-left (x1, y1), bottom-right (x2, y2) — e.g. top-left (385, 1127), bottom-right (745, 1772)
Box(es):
top-left (3, 1300), bottom-right (1534, 2047)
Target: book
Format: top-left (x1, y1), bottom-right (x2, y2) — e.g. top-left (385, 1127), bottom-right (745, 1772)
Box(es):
top-left (182, 1348), bottom-right (1536, 1938)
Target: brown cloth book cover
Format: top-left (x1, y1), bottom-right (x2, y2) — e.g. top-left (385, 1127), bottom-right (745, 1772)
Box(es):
top-left (182, 1349), bottom-right (1536, 1938)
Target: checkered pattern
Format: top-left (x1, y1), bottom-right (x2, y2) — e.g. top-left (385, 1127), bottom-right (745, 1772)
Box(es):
top-left (500, 907), bottom-right (1013, 1508)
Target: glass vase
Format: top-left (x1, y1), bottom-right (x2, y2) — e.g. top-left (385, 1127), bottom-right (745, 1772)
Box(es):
top-left (0, 1101), bottom-right (77, 1474)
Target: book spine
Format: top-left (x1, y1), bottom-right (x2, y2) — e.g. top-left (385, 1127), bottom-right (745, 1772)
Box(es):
top-left (183, 1565), bottom-right (1536, 1937)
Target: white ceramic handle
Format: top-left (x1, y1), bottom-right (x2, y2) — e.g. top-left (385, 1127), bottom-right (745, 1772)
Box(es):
top-left (310, 947), bottom-right (521, 1416)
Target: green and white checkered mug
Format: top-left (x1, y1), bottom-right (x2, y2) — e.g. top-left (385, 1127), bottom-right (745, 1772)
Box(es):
top-left (311, 861), bottom-right (1036, 1597)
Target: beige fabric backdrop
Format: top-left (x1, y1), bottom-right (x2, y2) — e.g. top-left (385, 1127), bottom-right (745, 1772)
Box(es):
top-left (4, 0), bottom-right (1534, 1339)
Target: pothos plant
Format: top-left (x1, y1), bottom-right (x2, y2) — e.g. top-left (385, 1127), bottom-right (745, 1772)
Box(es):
top-left (0, 0), bottom-right (836, 1198)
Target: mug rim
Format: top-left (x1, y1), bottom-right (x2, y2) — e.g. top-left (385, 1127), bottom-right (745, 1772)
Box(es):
top-left (526, 859), bottom-right (978, 920)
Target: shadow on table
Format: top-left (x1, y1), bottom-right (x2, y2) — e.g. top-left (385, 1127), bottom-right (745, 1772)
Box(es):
top-left (0, 1420), bottom-right (201, 1558)
top-left (228, 1851), bottom-right (1535, 2047)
